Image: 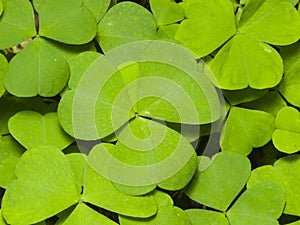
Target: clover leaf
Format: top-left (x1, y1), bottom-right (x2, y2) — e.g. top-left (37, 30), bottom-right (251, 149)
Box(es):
top-left (237, 0), bottom-right (300, 45)
top-left (0, 0), bottom-right (3, 17)
top-left (97, 2), bottom-right (157, 52)
top-left (88, 118), bottom-right (197, 193)
top-left (0, 0), bottom-right (35, 49)
top-left (0, 53), bottom-right (7, 97)
top-left (82, 165), bottom-right (158, 218)
top-left (0, 96), bottom-right (57, 135)
top-left (248, 155), bottom-right (300, 216)
top-left (175, 0), bottom-right (236, 57)
top-left (83, 0), bottom-right (111, 22)
top-left (0, 135), bottom-right (24, 162)
top-left (4, 37), bottom-right (69, 97)
top-left (8, 111), bottom-right (73, 150)
top-left (55, 202), bottom-right (117, 225)
top-left (119, 191), bottom-right (191, 225)
top-left (210, 34), bottom-right (283, 89)
top-left (2, 146), bottom-right (81, 224)
top-left (222, 88), bottom-right (268, 106)
top-left (35, 0), bottom-right (97, 44)
top-left (150, 0), bottom-right (185, 26)
top-left (221, 107), bottom-right (274, 156)
top-left (185, 152), bottom-right (285, 225)
top-left (58, 40), bottom-right (221, 140)
top-left (272, 107), bottom-right (300, 154)
top-left (185, 151), bottom-right (251, 211)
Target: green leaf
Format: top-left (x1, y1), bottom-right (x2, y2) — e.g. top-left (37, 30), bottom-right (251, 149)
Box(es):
top-left (119, 191), bottom-right (191, 225)
top-left (0, 0), bottom-right (3, 17)
top-left (150, 0), bottom-right (185, 26)
top-left (97, 2), bottom-right (157, 52)
top-left (241, 91), bottom-right (287, 116)
top-left (36, 0), bottom-right (97, 44)
top-left (272, 107), bottom-right (300, 154)
top-left (69, 51), bottom-right (102, 89)
top-left (83, 0), bottom-right (111, 22)
top-left (87, 117), bottom-right (197, 191)
top-left (82, 165), bottom-right (157, 218)
top-left (0, 0), bottom-right (36, 49)
top-left (185, 151), bottom-right (251, 211)
top-left (0, 135), bottom-right (24, 162)
top-left (56, 203), bottom-right (117, 225)
top-left (248, 155), bottom-right (300, 216)
top-left (0, 157), bottom-right (19, 188)
top-left (58, 40), bottom-right (222, 140)
top-left (227, 181), bottom-right (285, 225)
top-left (238, 0), bottom-right (300, 45)
top-left (0, 54), bottom-right (8, 97)
top-left (4, 37), bottom-right (69, 97)
top-left (280, 42), bottom-right (300, 74)
top-left (175, 0), bottom-right (236, 57)
top-left (223, 88), bottom-right (268, 105)
top-left (185, 209), bottom-right (229, 225)
top-left (67, 153), bottom-right (87, 187)
top-left (2, 146), bottom-right (81, 224)
top-left (0, 96), bottom-right (58, 135)
top-left (220, 107), bottom-right (274, 156)
top-left (279, 61), bottom-right (300, 107)
top-left (210, 34), bottom-right (283, 90)
top-left (8, 111), bottom-right (73, 150)
top-left (0, 211), bottom-right (7, 225)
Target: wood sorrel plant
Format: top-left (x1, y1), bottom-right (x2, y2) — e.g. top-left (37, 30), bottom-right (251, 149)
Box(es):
top-left (0, 0), bottom-right (300, 224)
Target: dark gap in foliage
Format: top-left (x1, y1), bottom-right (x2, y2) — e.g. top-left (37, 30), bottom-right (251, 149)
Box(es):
top-left (278, 214), bottom-right (300, 224)
top-left (45, 215), bottom-right (59, 224)
top-left (93, 38), bottom-right (103, 54)
top-left (0, 187), bottom-right (5, 205)
top-left (85, 202), bottom-right (119, 223)
top-left (75, 139), bottom-right (102, 154)
top-left (170, 190), bottom-right (205, 210)
top-left (226, 186), bottom-right (246, 211)
top-left (117, 0), bottom-right (150, 9)
top-left (29, 0), bottom-right (39, 33)
top-left (196, 133), bottom-right (221, 157)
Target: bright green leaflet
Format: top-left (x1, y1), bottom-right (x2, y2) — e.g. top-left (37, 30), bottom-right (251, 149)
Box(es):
top-left (4, 37), bottom-right (69, 97)
top-left (119, 191), bottom-right (191, 225)
top-left (67, 153), bottom-right (87, 186)
top-left (279, 62), bottom-right (300, 107)
top-left (0, 54), bottom-right (7, 97)
top-left (0, 157), bottom-right (19, 188)
top-left (8, 111), bottom-right (73, 150)
top-left (210, 34), bottom-right (283, 90)
top-left (286, 221), bottom-right (300, 225)
top-left (82, 165), bottom-right (157, 218)
top-left (0, 135), bottom-right (24, 162)
top-left (248, 155), bottom-right (300, 216)
top-left (2, 146), bottom-right (81, 224)
top-left (68, 51), bottom-right (102, 89)
top-left (157, 24), bottom-right (180, 41)
top-left (0, 96), bottom-right (57, 135)
top-left (83, 0), bottom-right (111, 22)
top-left (175, 0), bottom-right (236, 57)
top-left (185, 151), bottom-right (251, 211)
top-left (227, 181), bottom-right (285, 225)
top-left (285, 0), bottom-right (298, 5)
top-left (0, 0), bottom-right (3, 16)
top-left (97, 2), bottom-right (157, 52)
top-left (58, 40), bottom-right (221, 140)
top-left (0, 0), bottom-right (36, 49)
top-left (150, 0), bottom-right (185, 26)
top-left (220, 107), bottom-right (274, 156)
top-left (280, 42), bottom-right (300, 74)
top-left (56, 203), bottom-right (117, 225)
top-left (88, 117), bottom-right (197, 190)
top-left (242, 91), bottom-right (287, 116)
top-left (35, 0), bottom-right (97, 44)
top-left (223, 88), bottom-right (268, 105)
top-left (185, 209), bottom-right (229, 225)
top-left (238, 0), bottom-right (300, 45)
top-left (272, 107), bottom-right (300, 154)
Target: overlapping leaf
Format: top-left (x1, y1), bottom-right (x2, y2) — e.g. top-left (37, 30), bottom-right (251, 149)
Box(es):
top-left (2, 146), bottom-right (81, 224)
top-left (8, 111), bottom-right (73, 150)
top-left (35, 0), bottom-right (97, 44)
top-left (4, 37), bottom-right (69, 97)
top-left (0, 0), bottom-right (36, 49)
top-left (97, 2), bottom-right (157, 52)
top-left (272, 107), bottom-right (300, 154)
top-left (0, 53), bottom-right (7, 97)
top-left (119, 191), bottom-right (191, 225)
top-left (175, 0), bottom-right (236, 57)
top-left (210, 34), bottom-right (283, 90)
top-left (220, 107), bottom-right (274, 155)
top-left (248, 155), bottom-right (300, 216)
